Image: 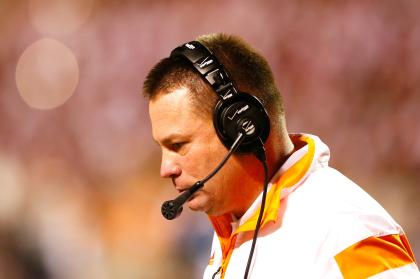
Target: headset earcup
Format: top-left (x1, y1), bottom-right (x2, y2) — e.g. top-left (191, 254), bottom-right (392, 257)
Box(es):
top-left (213, 93), bottom-right (270, 154)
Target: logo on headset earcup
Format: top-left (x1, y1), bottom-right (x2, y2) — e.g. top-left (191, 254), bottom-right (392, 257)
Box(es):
top-left (213, 93), bottom-right (270, 154)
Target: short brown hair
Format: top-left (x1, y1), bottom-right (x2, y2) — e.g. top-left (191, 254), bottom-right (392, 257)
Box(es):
top-left (143, 33), bottom-right (284, 122)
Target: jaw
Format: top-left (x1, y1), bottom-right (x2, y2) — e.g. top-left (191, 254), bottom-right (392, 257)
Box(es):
top-left (186, 190), bottom-right (212, 213)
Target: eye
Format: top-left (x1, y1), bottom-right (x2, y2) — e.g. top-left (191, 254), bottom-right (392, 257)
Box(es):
top-left (170, 142), bottom-right (186, 152)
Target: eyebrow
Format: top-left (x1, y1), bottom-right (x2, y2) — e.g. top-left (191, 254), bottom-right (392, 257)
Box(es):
top-left (154, 133), bottom-right (188, 146)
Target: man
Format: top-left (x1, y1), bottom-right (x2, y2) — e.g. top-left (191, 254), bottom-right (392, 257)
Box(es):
top-left (143, 33), bottom-right (419, 278)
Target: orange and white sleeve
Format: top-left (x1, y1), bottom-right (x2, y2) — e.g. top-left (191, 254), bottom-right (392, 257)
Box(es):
top-left (334, 232), bottom-right (419, 278)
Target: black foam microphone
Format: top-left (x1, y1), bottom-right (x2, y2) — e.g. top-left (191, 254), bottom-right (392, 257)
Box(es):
top-left (161, 133), bottom-right (245, 220)
top-left (161, 181), bottom-right (203, 220)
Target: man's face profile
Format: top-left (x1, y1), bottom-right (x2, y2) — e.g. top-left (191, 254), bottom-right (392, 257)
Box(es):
top-left (149, 87), bottom-right (258, 217)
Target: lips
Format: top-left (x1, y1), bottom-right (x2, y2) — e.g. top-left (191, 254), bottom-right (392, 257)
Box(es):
top-left (173, 177), bottom-right (190, 193)
top-left (176, 188), bottom-right (187, 194)
top-left (175, 183), bottom-right (198, 194)
top-left (174, 181), bottom-right (189, 193)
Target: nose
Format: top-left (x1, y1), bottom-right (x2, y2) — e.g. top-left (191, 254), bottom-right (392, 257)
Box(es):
top-left (160, 152), bottom-right (181, 179)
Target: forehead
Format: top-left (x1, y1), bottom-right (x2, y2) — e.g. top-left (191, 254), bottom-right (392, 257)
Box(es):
top-left (149, 87), bottom-right (210, 142)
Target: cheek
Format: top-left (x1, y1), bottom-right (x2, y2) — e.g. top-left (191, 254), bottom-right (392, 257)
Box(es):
top-left (181, 137), bottom-right (226, 179)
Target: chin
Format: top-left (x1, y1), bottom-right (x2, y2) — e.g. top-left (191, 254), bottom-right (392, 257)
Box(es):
top-left (187, 199), bottom-right (226, 217)
top-left (186, 193), bottom-right (210, 213)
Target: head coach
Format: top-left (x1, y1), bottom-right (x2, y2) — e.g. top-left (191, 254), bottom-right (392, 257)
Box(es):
top-left (142, 33), bottom-right (419, 278)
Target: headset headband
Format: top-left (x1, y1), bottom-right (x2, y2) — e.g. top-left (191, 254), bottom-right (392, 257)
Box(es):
top-left (170, 40), bottom-right (270, 154)
top-left (170, 41), bottom-right (238, 101)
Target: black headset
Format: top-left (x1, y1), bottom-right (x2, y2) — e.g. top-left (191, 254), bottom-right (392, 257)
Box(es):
top-left (170, 41), bottom-right (270, 154)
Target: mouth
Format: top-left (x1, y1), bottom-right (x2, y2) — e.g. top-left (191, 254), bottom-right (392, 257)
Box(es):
top-left (174, 180), bottom-right (204, 195)
top-left (176, 186), bottom-right (201, 195)
top-left (176, 188), bottom-right (187, 194)
top-left (172, 178), bottom-right (184, 193)
top-left (175, 184), bottom-right (190, 194)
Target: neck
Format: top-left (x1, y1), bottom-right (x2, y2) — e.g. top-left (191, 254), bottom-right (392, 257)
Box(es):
top-left (267, 130), bottom-right (294, 181)
top-left (230, 131), bottom-right (294, 220)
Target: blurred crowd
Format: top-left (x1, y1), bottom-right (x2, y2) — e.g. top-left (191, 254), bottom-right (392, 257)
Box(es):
top-left (0, 0), bottom-right (419, 278)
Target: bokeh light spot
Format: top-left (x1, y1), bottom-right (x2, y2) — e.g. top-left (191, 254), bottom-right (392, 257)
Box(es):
top-left (28, 0), bottom-right (95, 35)
top-left (15, 38), bottom-right (79, 110)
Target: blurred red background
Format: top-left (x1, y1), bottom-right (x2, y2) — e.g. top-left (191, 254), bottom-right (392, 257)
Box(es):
top-left (0, 0), bottom-right (419, 278)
